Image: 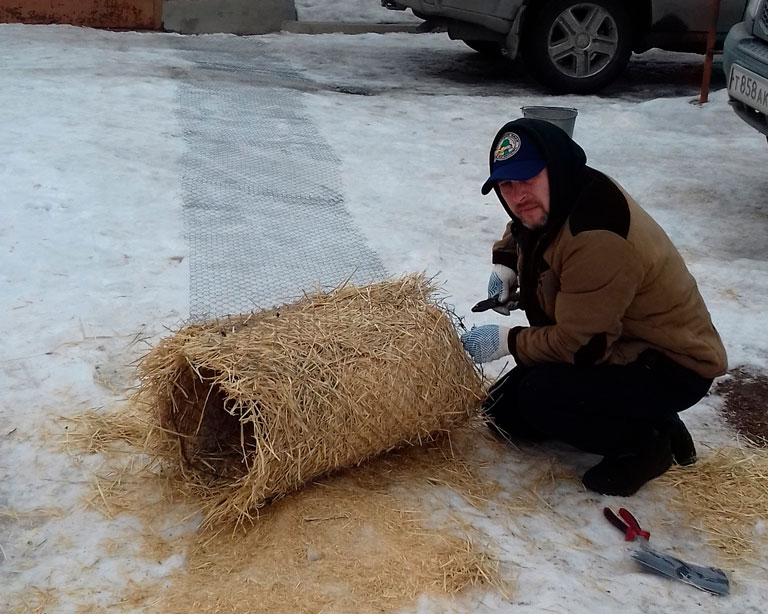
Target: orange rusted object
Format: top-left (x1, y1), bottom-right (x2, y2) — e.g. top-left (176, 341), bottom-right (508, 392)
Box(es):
top-left (699, 0), bottom-right (723, 104)
top-left (0, 0), bottom-right (162, 29)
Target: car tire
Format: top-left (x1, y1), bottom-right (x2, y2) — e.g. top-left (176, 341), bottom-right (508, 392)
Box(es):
top-left (522, 0), bottom-right (632, 94)
top-left (463, 40), bottom-right (503, 57)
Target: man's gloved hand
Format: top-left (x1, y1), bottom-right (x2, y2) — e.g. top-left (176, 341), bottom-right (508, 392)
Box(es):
top-left (460, 325), bottom-right (511, 363)
top-left (487, 264), bottom-right (518, 315)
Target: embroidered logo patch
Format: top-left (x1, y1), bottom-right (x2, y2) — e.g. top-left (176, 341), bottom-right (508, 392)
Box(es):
top-left (494, 132), bottom-right (521, 162)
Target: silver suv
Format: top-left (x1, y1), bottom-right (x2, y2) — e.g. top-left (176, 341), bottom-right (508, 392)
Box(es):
top-left (723, 0), bottom-right (768, 138)
top-left (384, 0), bottom-right (746, 93)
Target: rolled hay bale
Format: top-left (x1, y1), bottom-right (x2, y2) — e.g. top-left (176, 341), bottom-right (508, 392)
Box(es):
top-left (137, 274), bottom-right (485, 525)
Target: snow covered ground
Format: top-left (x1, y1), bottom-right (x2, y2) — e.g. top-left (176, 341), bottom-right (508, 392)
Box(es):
top-left (1, 15), bottom-right (767, 614)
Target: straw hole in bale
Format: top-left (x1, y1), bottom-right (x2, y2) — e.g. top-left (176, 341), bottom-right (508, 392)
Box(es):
top-left (166, 366), bottom-right (255, 477)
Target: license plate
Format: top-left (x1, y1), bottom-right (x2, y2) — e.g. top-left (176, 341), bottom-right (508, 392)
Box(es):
top-left (728, 64), bottom-right (768, 115)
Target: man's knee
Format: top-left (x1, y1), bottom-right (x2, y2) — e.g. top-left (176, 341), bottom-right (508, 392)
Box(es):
top-left (515, 364), bottom-right (581, 413)
top-left (482, 370), bottom-right (518, 419)
top-left (516, 368), bottom-right (551, 405)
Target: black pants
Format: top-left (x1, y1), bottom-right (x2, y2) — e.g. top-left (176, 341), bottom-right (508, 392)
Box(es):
top-left (484, 350), bottom-right (713, 457)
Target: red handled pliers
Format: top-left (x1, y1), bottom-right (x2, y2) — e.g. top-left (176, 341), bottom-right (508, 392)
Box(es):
top-left (604, 507), bottom-right (651, 542)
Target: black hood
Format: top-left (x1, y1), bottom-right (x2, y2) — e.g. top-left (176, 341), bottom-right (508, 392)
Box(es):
top-left (484, 118), bottom-right (588, 326)
top-left (484, 118), bottom-right (587, 237)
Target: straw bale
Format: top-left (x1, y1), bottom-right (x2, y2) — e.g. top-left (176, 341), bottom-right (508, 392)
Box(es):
top-left (658, 444), bottom-right (768, 560)
top-left (136, 275), bottom-right (485, 525)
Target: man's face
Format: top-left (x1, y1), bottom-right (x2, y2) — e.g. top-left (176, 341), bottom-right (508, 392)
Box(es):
top-left (498, 168), bottom-right (550, 230)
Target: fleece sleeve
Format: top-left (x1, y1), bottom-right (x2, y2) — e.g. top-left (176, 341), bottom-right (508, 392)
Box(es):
top-left (510, 230), bottom-right (644, 366)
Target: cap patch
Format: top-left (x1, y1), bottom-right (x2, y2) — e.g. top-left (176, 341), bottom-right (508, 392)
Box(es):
top-left (494, 132), bottom-right (521, 162)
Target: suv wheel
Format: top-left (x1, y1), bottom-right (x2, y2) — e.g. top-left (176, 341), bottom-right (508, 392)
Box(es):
top-left (523, 0), bottom-right (632, 94)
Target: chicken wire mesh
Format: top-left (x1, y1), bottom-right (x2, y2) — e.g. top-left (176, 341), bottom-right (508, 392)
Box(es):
top-left (176, 44), bottom-right (386, 319)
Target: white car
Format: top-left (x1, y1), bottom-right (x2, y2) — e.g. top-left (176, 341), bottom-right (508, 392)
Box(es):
top-left (384, 0), bottom-right (747, 93)
top-left (723, 0), bottom-right (768, 138)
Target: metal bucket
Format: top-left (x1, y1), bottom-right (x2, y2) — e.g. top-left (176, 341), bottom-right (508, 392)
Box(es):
top-left (521, 106), bottom-right (578, 138)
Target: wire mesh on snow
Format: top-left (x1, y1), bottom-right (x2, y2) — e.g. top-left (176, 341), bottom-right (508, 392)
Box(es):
top-left (137, 274), bottom-right (485, 526)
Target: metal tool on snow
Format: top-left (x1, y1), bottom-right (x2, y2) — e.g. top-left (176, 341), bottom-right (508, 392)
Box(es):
top-left (603, 507), bottom-right (730, 596)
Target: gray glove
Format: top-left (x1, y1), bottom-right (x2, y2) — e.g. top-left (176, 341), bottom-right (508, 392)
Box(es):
top-left (487, 264), bottom-right (518, 316)
top-left (460, 325), bottom-right (511, 363)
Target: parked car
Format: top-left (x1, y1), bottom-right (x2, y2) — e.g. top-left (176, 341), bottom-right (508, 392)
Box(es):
top-left (383, 0), bottom-right (747, 93)
top-left (723, 0), bottom-right (768, 138)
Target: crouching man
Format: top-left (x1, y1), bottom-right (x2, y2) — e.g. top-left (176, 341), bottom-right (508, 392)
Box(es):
top-left (461, 118), bottom-right (727, 496)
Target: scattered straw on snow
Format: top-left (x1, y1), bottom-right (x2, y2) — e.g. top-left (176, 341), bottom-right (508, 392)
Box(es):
top-left (60, 411), bottom-right (154, 456)
top-left (56, 417), bottom-right (512, 614)
top-left (658, 443), bottom-right (768, 560)
top-left (7, 587), bottom-right (59, 614)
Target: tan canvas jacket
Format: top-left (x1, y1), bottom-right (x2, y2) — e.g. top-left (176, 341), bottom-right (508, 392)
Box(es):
top-left (492, 182), bottom-right (727, 379)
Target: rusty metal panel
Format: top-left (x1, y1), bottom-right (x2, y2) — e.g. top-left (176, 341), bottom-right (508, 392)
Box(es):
top-left (0, 0), bottom-right (55, 24)
top-left (0, 0), bottom-right (162, 29)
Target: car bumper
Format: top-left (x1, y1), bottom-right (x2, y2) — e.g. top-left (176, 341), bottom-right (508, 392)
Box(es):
top-left (723, 22), bottom-right (768, 136)
top-left (381, 0), bottom-right (516, 34)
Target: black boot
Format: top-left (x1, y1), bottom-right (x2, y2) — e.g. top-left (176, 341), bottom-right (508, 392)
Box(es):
top-left (663, 414), bottom-right (697, 466)
top-left (582, 430), bottom-right (673, 497)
